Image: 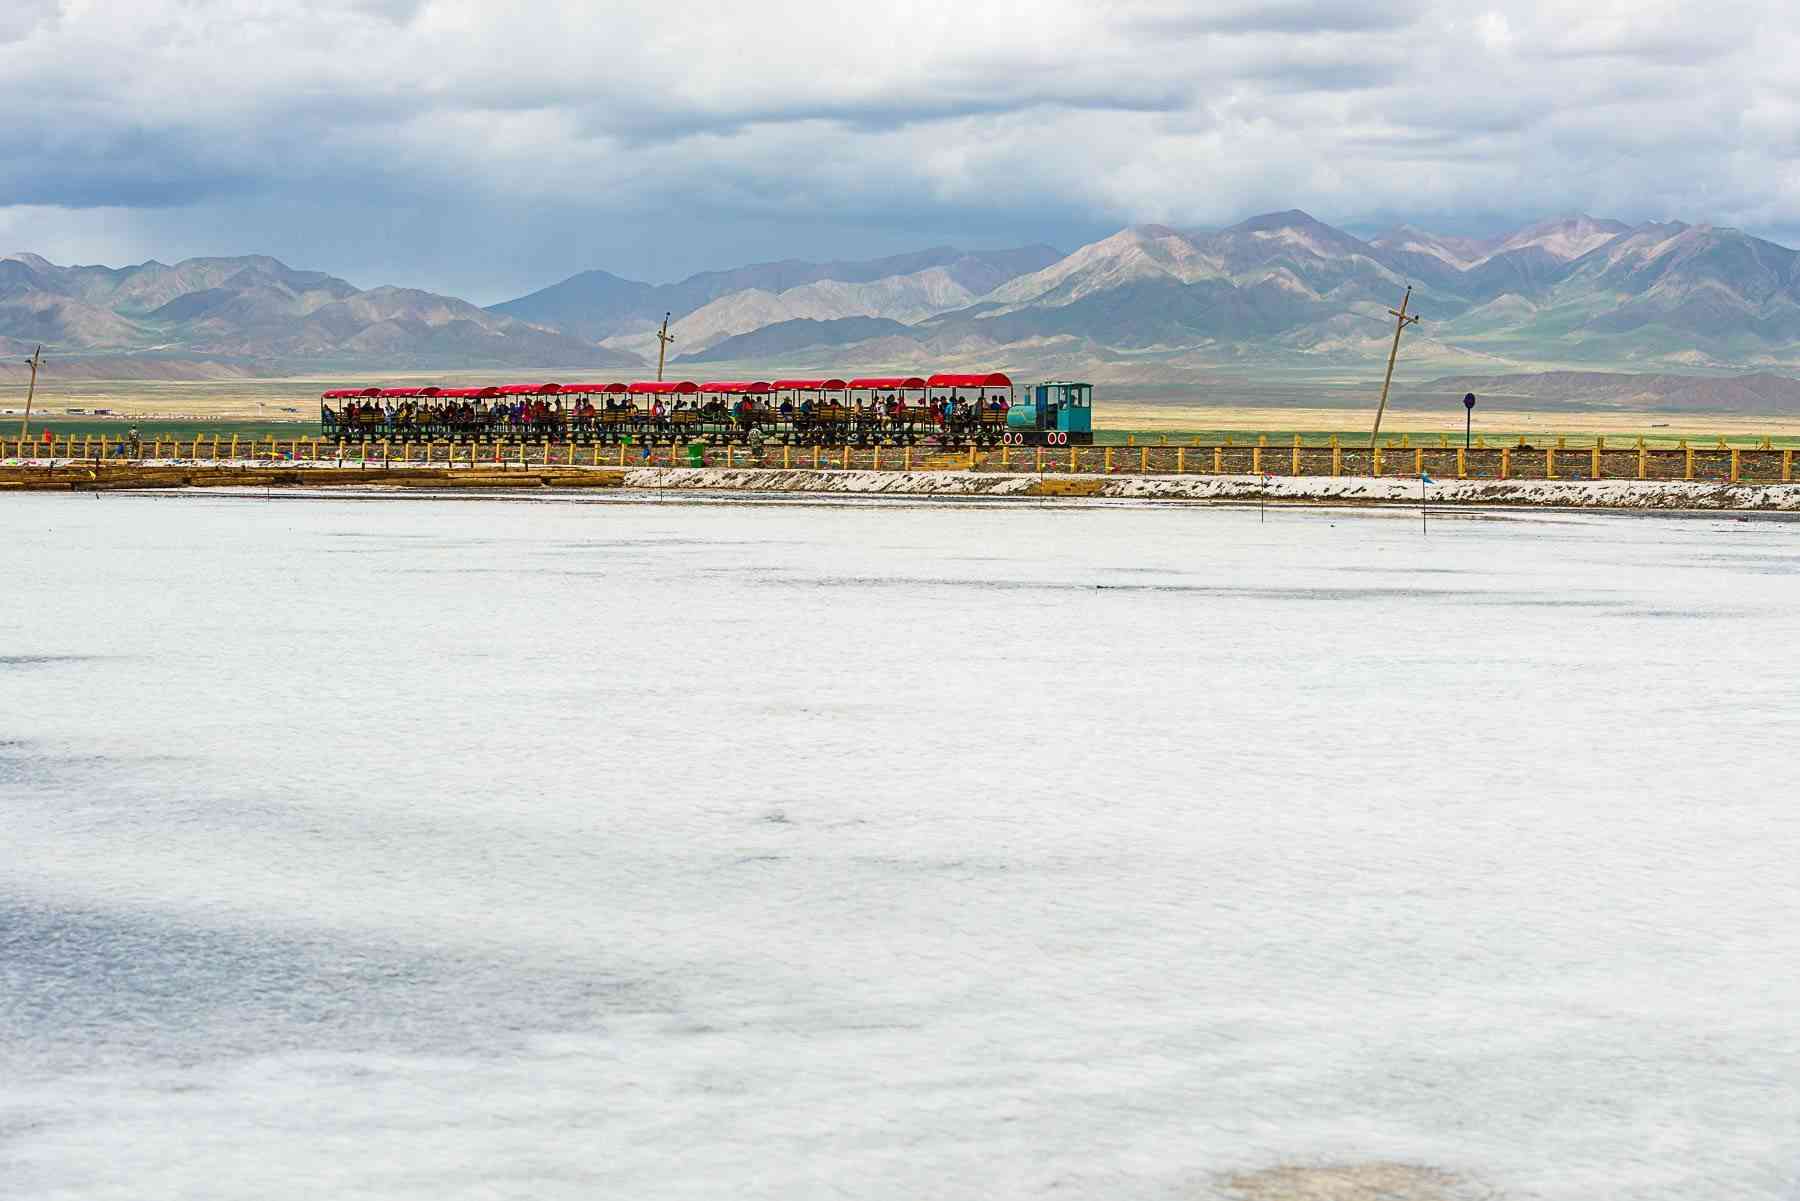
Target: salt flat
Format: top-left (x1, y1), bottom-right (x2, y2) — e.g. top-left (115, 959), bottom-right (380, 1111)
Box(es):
top-left (2, 491), bottom-right (1797, 1200)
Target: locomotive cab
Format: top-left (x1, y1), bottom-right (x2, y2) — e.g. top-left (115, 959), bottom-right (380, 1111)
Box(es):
top-left (1008, 381), bottom-right (1094, 444)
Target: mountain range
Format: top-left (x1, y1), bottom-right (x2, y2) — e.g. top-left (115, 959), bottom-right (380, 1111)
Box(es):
top-left (0, 253), bottom-right (637, 372)
top-left (8, 212), bottom-right (1800, 392)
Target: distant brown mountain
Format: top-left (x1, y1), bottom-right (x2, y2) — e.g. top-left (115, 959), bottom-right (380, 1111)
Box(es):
top-left (653, 212), bottom-right (1800, 382)
top-left (486, 246), bottom-right (1061, 342)
top-left (0, 253), bottom-right (642, 372)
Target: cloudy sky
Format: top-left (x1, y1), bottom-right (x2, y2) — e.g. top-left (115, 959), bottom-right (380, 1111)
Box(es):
top-left (2, 0), bottom-right (1795, 302)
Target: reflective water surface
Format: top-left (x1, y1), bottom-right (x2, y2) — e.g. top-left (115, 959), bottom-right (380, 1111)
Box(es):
top-left (3, 490), bottom-right (1798, 1199)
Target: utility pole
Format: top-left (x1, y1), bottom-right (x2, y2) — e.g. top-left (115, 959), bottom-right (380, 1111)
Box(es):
top-left (654, 313), bottom-right (675, 382)
top-left (1368, 286), bottom-right (1421, 450)
top-left (19, 345), bottom-right (42, 439)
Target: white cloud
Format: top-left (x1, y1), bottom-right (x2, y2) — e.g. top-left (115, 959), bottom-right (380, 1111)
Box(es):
top-left (2, 0), bottom-right (1796, 298)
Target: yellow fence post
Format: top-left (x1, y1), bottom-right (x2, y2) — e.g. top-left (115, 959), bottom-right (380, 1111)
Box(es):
top-left (968, 444), bottom-right (977, 470)
top-left (1177, 446), bottom-right (1185, 473)
top-left (1104, 446), bottom-right (1113, 472)
top-left (1685, 445), bottom-right (1695, 480)
top-left (1414, 447), bottom-right (1423, 475)
top-left (784, 445), bottom-right (792, 469)
top-left (1069, 444), bottom-right (1077, 472)
top-left (1545, 447), bottom-right (1555, 479)
top-left (230, 433), bottom-right (239, 459)
top-left (1784, 449), bottom-right (1794, 483)
top-left (1141, 446), bottom-right (1149, 473)
top-left (904, 446), bottom-right (912, 471)
top-left (1373, 447), bottom-right (1383, 477)
top-left (1501, 447), bottom-right (1510, 480)
top-left (1213, 446), bottom-right (1222, 474)
top-left (1291, 442), bottom-right (1300, 476)
top-left (1002, 445), bottom-right (1010, 470)
top-left (1251, 446), bottom-right (1262, 475)
top-left (1331, 438), bottom-right (1341, 477)
top-left (728, 444), bottom-right (736, 468)
top-left (843, 445), bottom-right (851, 470)
top-left (1456, 448), bottom-right (1466, 479)
top-left (1639, 445), bottom-right (1648, 480)
top-left (1731, 448), bottom-right (1741, 483)
top-left (1592, 445), bottom-right (1601, 479)
top-left (871, 446), bottom-right (879, 471)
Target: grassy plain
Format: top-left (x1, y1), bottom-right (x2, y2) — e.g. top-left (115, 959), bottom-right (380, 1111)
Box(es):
top-left (9, 375), bottom-right (1800, 449)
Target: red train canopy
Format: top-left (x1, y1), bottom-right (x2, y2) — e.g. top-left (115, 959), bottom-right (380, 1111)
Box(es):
top-left (324, 371), bottom-right (1011, 402)
top-left (771, 378), bottom-right (849, 390)
top-left (926, 372), bottom-right (1011, 388)
top-left (847, 376), bottom-right (927, 389)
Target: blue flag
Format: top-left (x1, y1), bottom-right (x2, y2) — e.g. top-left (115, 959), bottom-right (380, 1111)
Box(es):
top-left (1420, 472), bottom-right (1434, 484)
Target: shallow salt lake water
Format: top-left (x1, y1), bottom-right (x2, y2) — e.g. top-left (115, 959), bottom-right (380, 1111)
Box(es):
top-left (2, 489), bottom-right (1798, 1200)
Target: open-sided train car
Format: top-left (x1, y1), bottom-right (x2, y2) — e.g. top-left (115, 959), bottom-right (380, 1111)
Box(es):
top-left (320, 370), bottom-right (1095, 446)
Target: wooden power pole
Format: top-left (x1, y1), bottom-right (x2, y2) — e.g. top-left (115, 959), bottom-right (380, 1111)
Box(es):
top-left (1368, 286), bottom-right (1421, 449)
top-left (19, 344), bottom-right (42, 439)
top-left (654, 313), bottom-right (675, 382)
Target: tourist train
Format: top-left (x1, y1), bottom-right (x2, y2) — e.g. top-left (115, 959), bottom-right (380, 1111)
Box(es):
top-left (319, 373), bottom-right (1094, 447)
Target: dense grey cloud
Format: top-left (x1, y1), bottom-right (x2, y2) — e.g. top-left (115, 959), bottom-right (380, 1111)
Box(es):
top-left (1, 0), bottom-right (1796, 301)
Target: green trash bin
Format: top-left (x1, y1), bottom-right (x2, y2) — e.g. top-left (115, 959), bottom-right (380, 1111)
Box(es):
top-left (686, 441), bottom-right (705, 467)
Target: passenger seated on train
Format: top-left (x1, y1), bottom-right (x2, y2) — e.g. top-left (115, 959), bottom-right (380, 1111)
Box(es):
top-left (779, 399), bottom-right (793, 417)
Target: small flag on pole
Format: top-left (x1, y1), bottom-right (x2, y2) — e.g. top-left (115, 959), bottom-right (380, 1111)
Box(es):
top-left (1419, 472), bottom-right (1434, 484)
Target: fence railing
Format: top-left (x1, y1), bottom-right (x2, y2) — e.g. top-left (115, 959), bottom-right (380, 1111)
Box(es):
top-left (4, 435), bottom-right (1796, 484)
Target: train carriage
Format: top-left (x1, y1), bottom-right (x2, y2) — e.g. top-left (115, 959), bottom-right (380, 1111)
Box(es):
top-left (319, 368), bottom-right (1092, 447)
